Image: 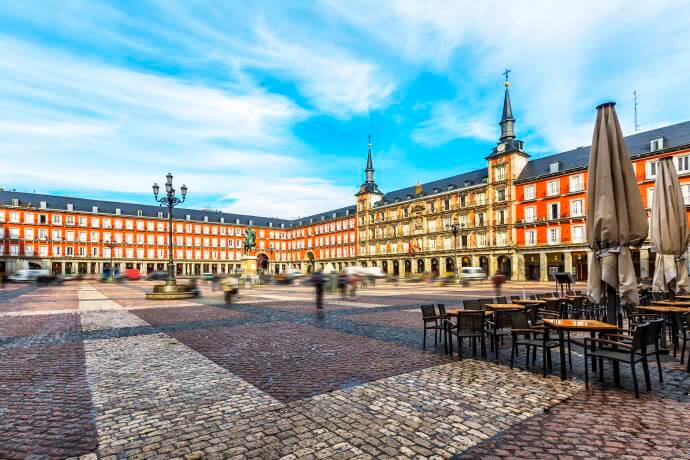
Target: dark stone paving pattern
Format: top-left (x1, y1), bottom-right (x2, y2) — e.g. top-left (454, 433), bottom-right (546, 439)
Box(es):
top-left (0, 313), bottom-right (81, 338)
top-left (0, 340), bottom-right (97, 459)
top-left (172, 321), bottom-right (451, 402)
top-left (133, 305), bottom-right (250, 326)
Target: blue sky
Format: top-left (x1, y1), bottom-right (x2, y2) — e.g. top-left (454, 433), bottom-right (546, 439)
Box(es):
top-left (1, 1), bottom-right (690, 218)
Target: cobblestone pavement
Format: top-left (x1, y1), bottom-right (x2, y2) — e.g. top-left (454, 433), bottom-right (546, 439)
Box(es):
top-left (1, 280), bottom-right (689, 458)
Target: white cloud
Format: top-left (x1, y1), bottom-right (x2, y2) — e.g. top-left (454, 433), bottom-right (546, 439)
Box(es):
top-left (328, 0), bottom-right (690, 152)
top-left (0, 37), bottom-right (358, 218)
top-left (411, 101), bottom-right (495, 147)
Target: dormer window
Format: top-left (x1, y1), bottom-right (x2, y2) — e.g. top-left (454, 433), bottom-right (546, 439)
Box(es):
top-left (115, 208), bottom-right (121, 215)
top-left (248, 220), bottom-right (253, 225)
top-left (650, 137), bottom-right (665, 152)
top-left (11, 198), bottom-right (19, 206)
top-left (66, 203), bottom-right (73, 211)
top-left (220, 217), bottom-right (225, 224)
top-left (447, 184), bottom-right (455, 191)
top-left (481, 176), bottom-right (488, 183)
top-left (157, 211), bottom-right (163, 218)
top-left (203, 216), bottom-right (208, 222)
top-left (186, 214), bottom-right (191, 221)
top-left (549, 162), bottom-right (562, 173)
top-left (269, 221), bottom-right (273, 227)
top-left (309, 218), bottom-right (313, 224)
top-left (137, 209), bottom-right (143, 216)
top-left (92, 206), bottom-right (98, 213)
top-left (464, 180), bottom-right (472, 187)
top-left (235, 218), bottom-right (240, 224)
top-left (280, 223), bottom-right (285, 229)
top-left (40, 201), bottom-right (47, 209)
top-left (332, 212), bottom-right (337, 218)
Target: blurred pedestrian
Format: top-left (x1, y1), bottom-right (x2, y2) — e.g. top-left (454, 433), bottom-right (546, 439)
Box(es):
top-left (189, 277), bottom-right (200, 297)
top-left (349, 274), bottom-right (359, 298)
top-left (337, 271), bottom-right (348, 299)
top-left (492, 272), bottom-right (506, 297)
top-left (0, 270), bottom-right (5, 290)
top-left (311, 271), bottom-right (325, 309)
top-left (211, 274), bottom-right (220, 292)
top-left (220, 276), bottom-right (239, 306)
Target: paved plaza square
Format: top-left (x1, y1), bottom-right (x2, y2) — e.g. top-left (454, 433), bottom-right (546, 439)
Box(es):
top-left (1, 280), bottom-right (690, 459)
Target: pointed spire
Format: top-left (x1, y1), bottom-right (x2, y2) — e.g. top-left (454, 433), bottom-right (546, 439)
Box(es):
top-left (501, 84), bottom-right (514, 123)
top-left (499, 69), bottom-right (516, 142)
top-left (365, 133), bottom-right (374, 183)
top-left (356, 133), bottom-right (382, 197)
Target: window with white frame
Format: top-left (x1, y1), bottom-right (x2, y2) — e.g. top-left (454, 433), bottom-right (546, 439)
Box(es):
top-left (525, 206), bottom-right (536, 223)
top-left (650, 137), bottom-right (664, 152)
top-left (546, 180), bottom-right (560, 196)
top-left (24, 213), bottom-right (34, 224)
top-left (569, 174), bottom-right (584, 192)
top-left (496, 231), bottom-right (507, 246)
top-left (25, 245), bottom-right (34, 256)
top-left (548, 202), bottom-right (560, 220)
top-left (570, 199), bottom-right (584, 217)
top-left (525, 230), bottom-right (536, 246)
top-left (494, 164), bottom-right (506, 181)
top-left (572, 225), bottom-right (585, 243)
top-left (523, 184), bottom-right (536, 200)
top-left (677, 155), bottom-right (690, 174)
top-left (548, 227), bottom-right (560, 244)
top-left (646, 160), bottom-right (657, 179)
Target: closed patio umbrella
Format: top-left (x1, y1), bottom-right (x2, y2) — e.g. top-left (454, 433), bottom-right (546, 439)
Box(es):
top-left (587, 102), bottom-right (648, 323)
top-left (651, 156), bottom-right (690, 293)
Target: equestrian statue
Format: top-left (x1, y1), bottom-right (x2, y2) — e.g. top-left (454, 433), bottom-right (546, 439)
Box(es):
top-left (243, 228), bottom-right (256, 255)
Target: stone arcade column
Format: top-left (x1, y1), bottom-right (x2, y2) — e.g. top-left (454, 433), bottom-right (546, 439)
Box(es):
top-left (513, 253), bottom-right (525, 281)
top-left (539, 252), bottom-right (549, 282)
top-left (489, 255), bottom-right (498, 277)
top-left (564, 252), bottom-right (573, 276)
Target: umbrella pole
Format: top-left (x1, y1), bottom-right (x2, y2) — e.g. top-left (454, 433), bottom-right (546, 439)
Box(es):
top-left (606, 284), bottom-right (618, 326)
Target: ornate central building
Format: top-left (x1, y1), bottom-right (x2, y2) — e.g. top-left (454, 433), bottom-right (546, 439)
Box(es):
top-left (354, 79), bottom-right (530, 278)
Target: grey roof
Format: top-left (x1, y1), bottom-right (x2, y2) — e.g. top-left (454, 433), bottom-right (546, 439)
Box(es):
top-left (0, 191), bottom-right (295, 228)
top-left (516, 120), bottom-right (690, 182)
top-left (293, 205), bottom-right (357, 226)
top-left (374, 167), bottom-right (488, 207)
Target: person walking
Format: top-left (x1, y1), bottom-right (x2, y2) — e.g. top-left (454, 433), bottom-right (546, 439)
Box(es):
top-left (220, 275), bottom-right (239, 306)
top-left (0, 270), bottom-right (5, 290)
top-left (349, 274), bottom-right (358, 298)
top-left (337, 272), bottom-right (348, 299)
top-left (311, 271), bottom-right (325, 309)
top-left (492, 272), bottom-right (506, 297)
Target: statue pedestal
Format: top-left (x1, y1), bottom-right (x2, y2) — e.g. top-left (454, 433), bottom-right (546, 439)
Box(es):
top-left (240, 255), bottom-right (257, 276)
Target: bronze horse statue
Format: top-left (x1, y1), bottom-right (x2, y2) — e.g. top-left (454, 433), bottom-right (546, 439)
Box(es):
top-left (243, 228), bottom-right (256, 255)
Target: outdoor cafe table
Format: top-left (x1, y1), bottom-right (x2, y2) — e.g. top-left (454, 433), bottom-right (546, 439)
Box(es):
top-left (483, 303), bottom-right (525, 311)
top-left (639, 305), bottom-right (689, 349)
top-left (542, 319), bottom-right (621, 380)
top-left (651, 300), bottom-right (690, 308)
top-left (512, 299), bottom-right (547, 306)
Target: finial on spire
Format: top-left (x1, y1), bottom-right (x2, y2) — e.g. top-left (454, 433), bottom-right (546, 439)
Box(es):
top-left (368, 133), bottom-right (372, 149)
top-left (503, 68), bottom-right (511, 87)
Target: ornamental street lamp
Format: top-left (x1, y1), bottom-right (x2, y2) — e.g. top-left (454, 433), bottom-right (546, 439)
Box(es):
top-left (152, 173), bottom-right (187, 286)
top-left (446, 219), bottom-right (463, 283)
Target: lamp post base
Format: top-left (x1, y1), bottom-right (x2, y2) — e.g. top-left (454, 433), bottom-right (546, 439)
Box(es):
top-left (146, 281), bottom-right (199, 300)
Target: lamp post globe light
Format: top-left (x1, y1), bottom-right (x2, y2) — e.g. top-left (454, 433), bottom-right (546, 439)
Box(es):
top-left (145, 173), bottom-right (197, 299)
